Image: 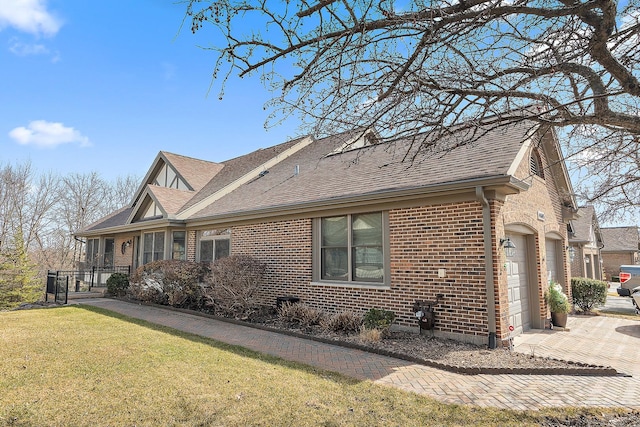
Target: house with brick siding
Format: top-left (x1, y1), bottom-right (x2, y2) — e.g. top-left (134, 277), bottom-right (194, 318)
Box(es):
top-left (568, 206), bottom-right (604, 280)
top-left (77, 120), bottom-right (578, 347)
top-left (600, 226), bottom-right (640, 281)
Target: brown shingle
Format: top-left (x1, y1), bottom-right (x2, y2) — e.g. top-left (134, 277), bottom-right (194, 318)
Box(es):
top-left (187, 122), bottom-right (529, 219)
top-left (161, 151), bottom-right (223, 192)
top-left (601, 226), bottom-right (640, 252)
top-left (147, 185), bottom-right (194, 216)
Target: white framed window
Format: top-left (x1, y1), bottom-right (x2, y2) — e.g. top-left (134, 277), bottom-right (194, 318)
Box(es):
top-left (143, 231), bottom-right (165, 265)
top-left (172, 231), bottom-right (186, 260)
top-left (198, 229), bottom-right (231, 263)
top-left (86, 238), bottom-right (100, 266)
top-left (316, 212), bottom-right (388, 284)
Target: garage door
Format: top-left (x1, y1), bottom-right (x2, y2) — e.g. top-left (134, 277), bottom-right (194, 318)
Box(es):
top-left (545, 239), bottom-right (558, 283)
top-left (507, 234), bottom-right (530, 335)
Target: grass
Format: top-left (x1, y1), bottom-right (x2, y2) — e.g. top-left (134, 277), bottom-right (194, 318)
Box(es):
top-left (594, 309), bottom-right (639, 320)
top-left (0, 306), bottom-right (626, 427)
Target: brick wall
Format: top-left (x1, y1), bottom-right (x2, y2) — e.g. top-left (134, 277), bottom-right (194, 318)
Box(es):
top-left (229, 201), bottom-right (492, 344)
top-left (187, 230), bottom-right (197, 262)
top-left (493, 137), bottom-right (571, 336)
top-left (114, 235), bottom-right (137, 268)
top-left (602, 252), bottom-right (635, 280)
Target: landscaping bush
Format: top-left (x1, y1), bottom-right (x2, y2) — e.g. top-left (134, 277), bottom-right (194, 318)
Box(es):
top-left (363, 308), bottom-right (395, 336)
top-left (277, 302), bottom-right (325, 328)
top-left (571, 277), bottom-right (608, 313)
top-left (358, 325), bottom-right (383, 343)
top-left (106, 273), bottom-right (129, 297)
top-left (129, 260), bottom-right (208, 308)
top-left (545, 282), bottom-right (570, 313)
top-left (203, 254), bottom-right (266, 319)
top-left (320, 311), bottom-right (363, 334)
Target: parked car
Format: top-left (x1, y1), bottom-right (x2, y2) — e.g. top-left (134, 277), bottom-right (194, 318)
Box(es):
top-left (617, 265), bottom-right (640, 297)
top-left (632, 290), bottom-right (640, 315)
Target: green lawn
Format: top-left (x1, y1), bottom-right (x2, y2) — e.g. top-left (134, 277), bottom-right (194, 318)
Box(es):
top-left (0, 306), bottom-right (617, 426)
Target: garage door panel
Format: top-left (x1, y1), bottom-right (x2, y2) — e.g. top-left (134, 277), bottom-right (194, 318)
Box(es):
top-left (507, 234), bottom-right (530, 335)
top-left (546, 239), bottom-right (558, 283)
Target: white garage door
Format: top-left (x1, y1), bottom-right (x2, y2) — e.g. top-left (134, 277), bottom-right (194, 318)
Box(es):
top-left (507, 234), bottom-right (530, 335)
top-left (545, 239), bottom-right (558, 283)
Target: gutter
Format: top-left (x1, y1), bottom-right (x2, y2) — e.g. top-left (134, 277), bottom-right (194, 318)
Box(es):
top-left (187, 175), bottom-right (528, 227)
top-left (476, 186), bottom-right (497, 349)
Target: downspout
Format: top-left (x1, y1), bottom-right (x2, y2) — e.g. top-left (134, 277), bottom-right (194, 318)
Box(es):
top-left (476, 186), bottom-right (497, 349)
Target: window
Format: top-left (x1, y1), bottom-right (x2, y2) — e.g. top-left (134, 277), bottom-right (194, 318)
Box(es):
top-left (143, 232), bottom-right (165, 265)
top-left (172, 231), bottom-right (186, 260)
top-left (86, 238), bottom-right (99, 266)
top-left (198, 229), bottom-right (231, 262)
top-left (319, 212), bottom-right (385, 283)
top-left (103, 238), bottom-right (115, 267)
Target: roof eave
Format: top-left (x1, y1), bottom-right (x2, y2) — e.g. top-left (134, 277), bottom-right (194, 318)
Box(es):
top-left (187, 175), bottom-right (526, 228)
top-left (75, 218), bottom-right (186, 238)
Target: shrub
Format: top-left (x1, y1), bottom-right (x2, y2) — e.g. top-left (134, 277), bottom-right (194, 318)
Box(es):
top-left (203, 254), bottom-right (266, 319)
top-left (363, 308), bottom-right (395, 335)
top-left (277, 302), bottom-right (325, 328)
top-left (129, 260), bottom-right (208, 308)
top-left (571, 277), bottom-right (608, 313)
top-left (359, 325), bottom-right (383, 343)
top-left (545, 282), bottom-right (570, 313)
top-left (106, 273), bottom-right (129, 297)
top-left (320, 311), bottom-right (363, 334)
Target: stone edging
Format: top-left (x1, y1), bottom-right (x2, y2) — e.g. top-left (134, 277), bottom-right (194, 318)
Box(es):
top-left (106, 298), bottom-right (620, 377)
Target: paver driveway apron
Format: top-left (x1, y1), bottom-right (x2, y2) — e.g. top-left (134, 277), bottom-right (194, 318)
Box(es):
top-left (75, 299), bottom-right (640, 410)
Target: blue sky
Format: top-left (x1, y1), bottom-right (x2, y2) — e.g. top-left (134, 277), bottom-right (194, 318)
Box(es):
top-left (0, 0), bottom-right (300, 181)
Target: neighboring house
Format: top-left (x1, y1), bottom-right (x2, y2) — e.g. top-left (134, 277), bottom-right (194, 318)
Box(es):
top-left (568, 206), bottom-right (604, 280)
top-left (600, 226), bottom-right (640, 280)
top-left (77, 120), bottom-right (578, 347)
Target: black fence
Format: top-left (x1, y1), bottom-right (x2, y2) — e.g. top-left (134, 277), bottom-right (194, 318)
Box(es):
top-left (45, 271), bottom-right (68, 304)
top-left (46, 266), bottom-right (131, 295)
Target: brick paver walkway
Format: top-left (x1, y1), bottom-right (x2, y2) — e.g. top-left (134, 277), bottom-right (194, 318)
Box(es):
top-left (75, 299), bottom-right (640, 410)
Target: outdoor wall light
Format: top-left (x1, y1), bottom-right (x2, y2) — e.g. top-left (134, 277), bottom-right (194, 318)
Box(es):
top-left (121, 240), bottom-right (132, 255)
top-left (584, 255), bottom-right (590, 264)
top-left (566, 246), bottom-right (576, 262)
top-left (500, 238), bottom-right (516, 258)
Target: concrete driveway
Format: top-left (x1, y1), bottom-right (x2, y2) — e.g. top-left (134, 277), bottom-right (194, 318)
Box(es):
top-left (600, 294), bottom-right (637, 315)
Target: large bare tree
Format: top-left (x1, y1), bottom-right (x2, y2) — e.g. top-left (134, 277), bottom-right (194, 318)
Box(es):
top-left (186, 0), bottom-right (640, 221)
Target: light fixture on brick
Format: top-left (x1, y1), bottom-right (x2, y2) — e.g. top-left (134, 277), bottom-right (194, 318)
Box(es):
top-left (500, 237), bottom-right (516, 257)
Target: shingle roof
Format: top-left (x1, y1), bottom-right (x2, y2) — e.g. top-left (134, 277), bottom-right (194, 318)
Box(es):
top-left (179, 137), bottom-right (307, 212)
top-left (600, 226), bottom-right (640, 252)
top-left (570, 206), bottom-right (598, 244)
top-left (161, 151), bottom-right (223, 192)
top-left (79, 121), bottom-right (536, 233)
top-left (84, 206), bottom-right (134, 232)
top-left (147, 185), bottom-right (194, 216)
top-left (187, 123), bottom-right (529, 220)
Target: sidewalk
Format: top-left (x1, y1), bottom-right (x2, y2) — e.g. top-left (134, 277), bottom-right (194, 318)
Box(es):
top-left (75, 298), bottom-right (640, 410)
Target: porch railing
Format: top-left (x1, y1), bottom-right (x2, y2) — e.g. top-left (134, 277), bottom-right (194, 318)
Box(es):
top-left (47, 265), bottom-right (131, 293)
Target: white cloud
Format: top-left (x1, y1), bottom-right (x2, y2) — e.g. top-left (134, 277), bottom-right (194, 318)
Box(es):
top-left (0, 0), bottom-right (62, 37)
top-left (8, 37), bottom-right (60, 61)
top-left (9, 37), bottom-right (47, 55)
top-left (9, 120), bottom-right (91, 148)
